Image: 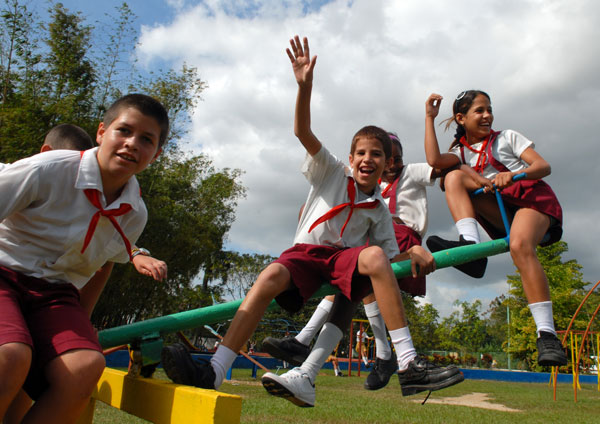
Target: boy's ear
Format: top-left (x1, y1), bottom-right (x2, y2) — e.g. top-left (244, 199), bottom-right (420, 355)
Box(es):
top-left (150, 147), bottom-right (163, 164)
top-left (40, 144), bottom-right (52, 153)
top-left (96, 122), bottom-right (105, 145)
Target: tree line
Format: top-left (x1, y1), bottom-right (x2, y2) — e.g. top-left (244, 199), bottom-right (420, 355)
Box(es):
top-left (1, 1), bottom-right (597, 372)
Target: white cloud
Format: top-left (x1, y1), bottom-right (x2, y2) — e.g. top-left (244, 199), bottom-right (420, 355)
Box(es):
top-left (137, 0), bottom-right (600, 315)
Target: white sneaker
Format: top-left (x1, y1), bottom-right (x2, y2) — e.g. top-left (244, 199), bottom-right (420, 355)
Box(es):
top-left (261, 368), bottom-right (316, 407)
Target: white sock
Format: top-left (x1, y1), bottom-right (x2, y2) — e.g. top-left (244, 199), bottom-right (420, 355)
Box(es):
top-left (210, 344), bottom-right (238, 389)
top-left (528, 301), bottom-right (556, 336)
top-left (388, 326), bottom-right (417, 371)
top-left (295, 298), bottom-right (333, 346)
top-left (364, 301), bottom-right (391, 360)
top-left (456, 217), bottom-right (480, 243)
top-left (300, 322), bottom-right (343, 382)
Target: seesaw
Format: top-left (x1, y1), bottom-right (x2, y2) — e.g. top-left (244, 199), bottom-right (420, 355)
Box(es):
top-left (81, 175), bottom-right (527, 423)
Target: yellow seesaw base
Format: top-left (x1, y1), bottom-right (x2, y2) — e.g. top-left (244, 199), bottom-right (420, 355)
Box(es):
top-left (76, 368), bottom-right (242, 424)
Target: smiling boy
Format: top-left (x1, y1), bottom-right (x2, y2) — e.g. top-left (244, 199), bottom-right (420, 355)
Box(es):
top-left (162, 36), bottom-right (463, 407)
top-left (0, 94), bottom-right (168, 423)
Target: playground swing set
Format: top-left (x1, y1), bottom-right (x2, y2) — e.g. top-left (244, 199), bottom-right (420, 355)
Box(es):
top-left (74, 174), bottom-right (598, 423)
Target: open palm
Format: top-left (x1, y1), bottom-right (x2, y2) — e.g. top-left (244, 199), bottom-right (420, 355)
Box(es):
top-left (286, 35), bottom-right (317, 85)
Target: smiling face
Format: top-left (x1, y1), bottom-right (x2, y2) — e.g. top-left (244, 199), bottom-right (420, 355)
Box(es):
top-left (383, 141), bottom-right (403, 183)
top-left (456, 94), bottom-right (494, 143)
top-left (96, 107), bottom-right (162, 197)
top-left (349, 136), bottom-right (391, 194)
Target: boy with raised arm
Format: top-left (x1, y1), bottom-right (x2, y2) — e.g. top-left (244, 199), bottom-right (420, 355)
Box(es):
top-left (0, 94), bottom-right (168, 423)
top-left (162, 36), bottom-right (463, 407)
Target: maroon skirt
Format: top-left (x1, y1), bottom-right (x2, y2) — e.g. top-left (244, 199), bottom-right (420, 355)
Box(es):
top-left (393, 223), bottom-right (426, 296)
top-left (273, 243), bottom-right (371, 313)
top-left (476, 180), bottom-right (563, 246)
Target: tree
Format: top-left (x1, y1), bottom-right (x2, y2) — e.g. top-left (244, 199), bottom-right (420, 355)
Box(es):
top-left (435, 300), bottom-right (488, 354)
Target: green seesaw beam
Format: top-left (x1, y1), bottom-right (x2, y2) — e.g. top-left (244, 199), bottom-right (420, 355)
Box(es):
top-left (98, 238), bottom-right (509, 349)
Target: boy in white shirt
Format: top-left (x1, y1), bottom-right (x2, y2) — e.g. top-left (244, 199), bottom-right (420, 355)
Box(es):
top-left (0, 94), bottom-right (167, 423)
top-left (161, 36), bottom-right (463, 407)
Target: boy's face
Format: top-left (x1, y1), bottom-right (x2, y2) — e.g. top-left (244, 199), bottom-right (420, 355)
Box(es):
top-left (349, 136), bottom-right (391, 194)
top-left (383, 143), bottom-right (403, 183)
top-left (96, 107), bottom-right (162, 181)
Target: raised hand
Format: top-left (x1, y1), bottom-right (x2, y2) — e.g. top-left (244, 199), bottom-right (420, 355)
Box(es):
top-left (286, 35), bottom-right (317, 86)
top-left (426, 93), bottom-right (443, 119)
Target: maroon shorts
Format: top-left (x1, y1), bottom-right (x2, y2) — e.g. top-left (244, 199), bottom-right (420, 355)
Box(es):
top-left (273, 244), bottom-right (371, 313)
top-left (0, 266), bottom-right (101, 400)
top-left (393, 223), bottom-right (426, 296)
top-left (476, 180), bottom-right (563, 246)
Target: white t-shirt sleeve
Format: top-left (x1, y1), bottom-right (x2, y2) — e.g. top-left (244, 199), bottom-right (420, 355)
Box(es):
top-left (0, 159), bottom-right (40, 222)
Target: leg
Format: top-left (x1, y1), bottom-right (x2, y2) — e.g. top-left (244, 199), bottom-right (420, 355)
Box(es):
top-left (509, 208), bottom-right (551, 303)
top-left (23, 349), bottom-right (105, 424)
top-left (262, 295), bottom-right (334, 366)
top-left (3, 389), bottom-right (32, 424)
top-left (262, 294), bottom-right (357, 407)
top-left (0, 343), bottom-right (31, 419)
top-left (509, 208), bottom-right (566, 366)
top-left (163, 263), bottom-right (293, 389)
top-left (357, 246), bottom-right (464, 395)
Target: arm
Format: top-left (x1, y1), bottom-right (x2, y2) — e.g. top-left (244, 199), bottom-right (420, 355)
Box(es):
top-left (79, 262), bottom-right (114, 317)
top-left (392, 245), bottom-right (436, 278)
top-left (424, 94), bottom-right (461, 169)
top-left (286, 35), bottom-right (321, 156)
top-left (492, 147), bottom-right (551, 189)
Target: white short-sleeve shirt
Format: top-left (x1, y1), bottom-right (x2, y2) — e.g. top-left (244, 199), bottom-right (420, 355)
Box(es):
top-left (294, 146), bottom-right (399, 260)
top-left (382, 163), bottom-right (434, 238)
top-left (0, 147), bottom-right (147, 288)
top-left (449, 129), bottom-right (533, 179)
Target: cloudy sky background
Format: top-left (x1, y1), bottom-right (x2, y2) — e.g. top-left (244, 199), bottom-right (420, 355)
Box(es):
top-left (57, 0), bottom-right (600, 317)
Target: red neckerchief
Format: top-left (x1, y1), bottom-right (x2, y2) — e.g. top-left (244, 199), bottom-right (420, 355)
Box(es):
top-left (381, 175), bottom-right (400, 215)
top-left (79, 151), bottom-right (134, 261)
top-left (309, 177), bottom-right (379, 237)
top-left (458, 130), bottom-right (499, 174)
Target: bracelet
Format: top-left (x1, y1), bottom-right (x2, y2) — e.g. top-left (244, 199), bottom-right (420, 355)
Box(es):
top-left (131, 247), bottom-right (151, 260)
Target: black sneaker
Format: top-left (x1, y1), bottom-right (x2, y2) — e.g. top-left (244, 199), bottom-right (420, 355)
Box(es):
top-left (426, 235), bottom-right (488, 278)
top-left (161, 342), bottom-right (216, 389)
top-left (397, 356), bottom-right (464, 396)
top-left (364, 352), bottom-right (398, 390)
top-left (537, 331), bottom-right (568, 366)
top-left (262, 336), bottom-right (310, 366)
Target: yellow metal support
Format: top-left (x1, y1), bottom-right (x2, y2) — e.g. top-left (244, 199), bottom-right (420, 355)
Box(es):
top-left (82, 368), bottom-right (242, 424)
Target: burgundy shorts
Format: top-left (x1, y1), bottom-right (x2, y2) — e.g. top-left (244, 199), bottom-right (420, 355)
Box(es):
top-left (0, 266), bottom-right (101, 400)
top-left (476, 180), bottom-right (563, 246)
top-left (273, 244), bottom-right (371, 313)
top-left (393, 223), bottom-right (426, 296)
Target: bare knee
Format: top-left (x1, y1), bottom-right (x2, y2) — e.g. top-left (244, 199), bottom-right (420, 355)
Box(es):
top-left (509, 236), bottom-right (537, 265)
top-left (46, 350), bottom-right (105, 399)
top-left (442, 169), bottom-right (467, 193)
top-left (251, 263), bottom-right (291, 298)
top-left (0, 343), bottom-right (32, 389)
top-left (358, 246), bottom-right (390, 276)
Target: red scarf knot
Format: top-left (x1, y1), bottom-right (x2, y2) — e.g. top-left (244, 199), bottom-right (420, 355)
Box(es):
top-left (459, 131), bottom-right (499, 174)
top-left (308, 177), bottom-right (379, 237)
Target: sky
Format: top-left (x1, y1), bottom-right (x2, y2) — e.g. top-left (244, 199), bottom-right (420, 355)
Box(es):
top-left (50, 0), bottom-right (600, 318)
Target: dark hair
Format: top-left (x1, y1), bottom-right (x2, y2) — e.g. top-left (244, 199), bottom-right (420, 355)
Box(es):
top-left (43, 124), bottom-right (94, 151)
top-left (103, 94), bottom-right (170, 147)
top-left (442, 90), bottom-right (490, 149)
top-left (387, 131), bottom-right (403, 159)
top-left (350, 125), bottom-right (392, 159)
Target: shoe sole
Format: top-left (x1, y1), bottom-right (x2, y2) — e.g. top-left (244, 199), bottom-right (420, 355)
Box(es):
top-left (262, 340), bottom-right (308, 367)
top-left (538, 355), bottom-right (568, 366)
top-left (261, 375), bottom-right (314, 407)
top-left (161, 344), bottom-right (197, 386)
top-left (426, 237), bottom-right (487, 278)
top-left (401, 371), bottom-right (465, 396)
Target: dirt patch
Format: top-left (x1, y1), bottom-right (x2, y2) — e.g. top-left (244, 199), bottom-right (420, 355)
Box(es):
top-left (415, 392), bottom-right (521, 412)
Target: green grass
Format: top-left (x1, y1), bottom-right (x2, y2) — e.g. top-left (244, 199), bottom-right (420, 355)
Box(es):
top-left (91, 368), bottom-right (600, 423)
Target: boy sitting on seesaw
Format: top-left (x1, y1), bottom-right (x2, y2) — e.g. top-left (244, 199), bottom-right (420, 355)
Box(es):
top-left (0, 94), bottom-right (168, 423)
top-left (161, 36), bottom-right (463, 407)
